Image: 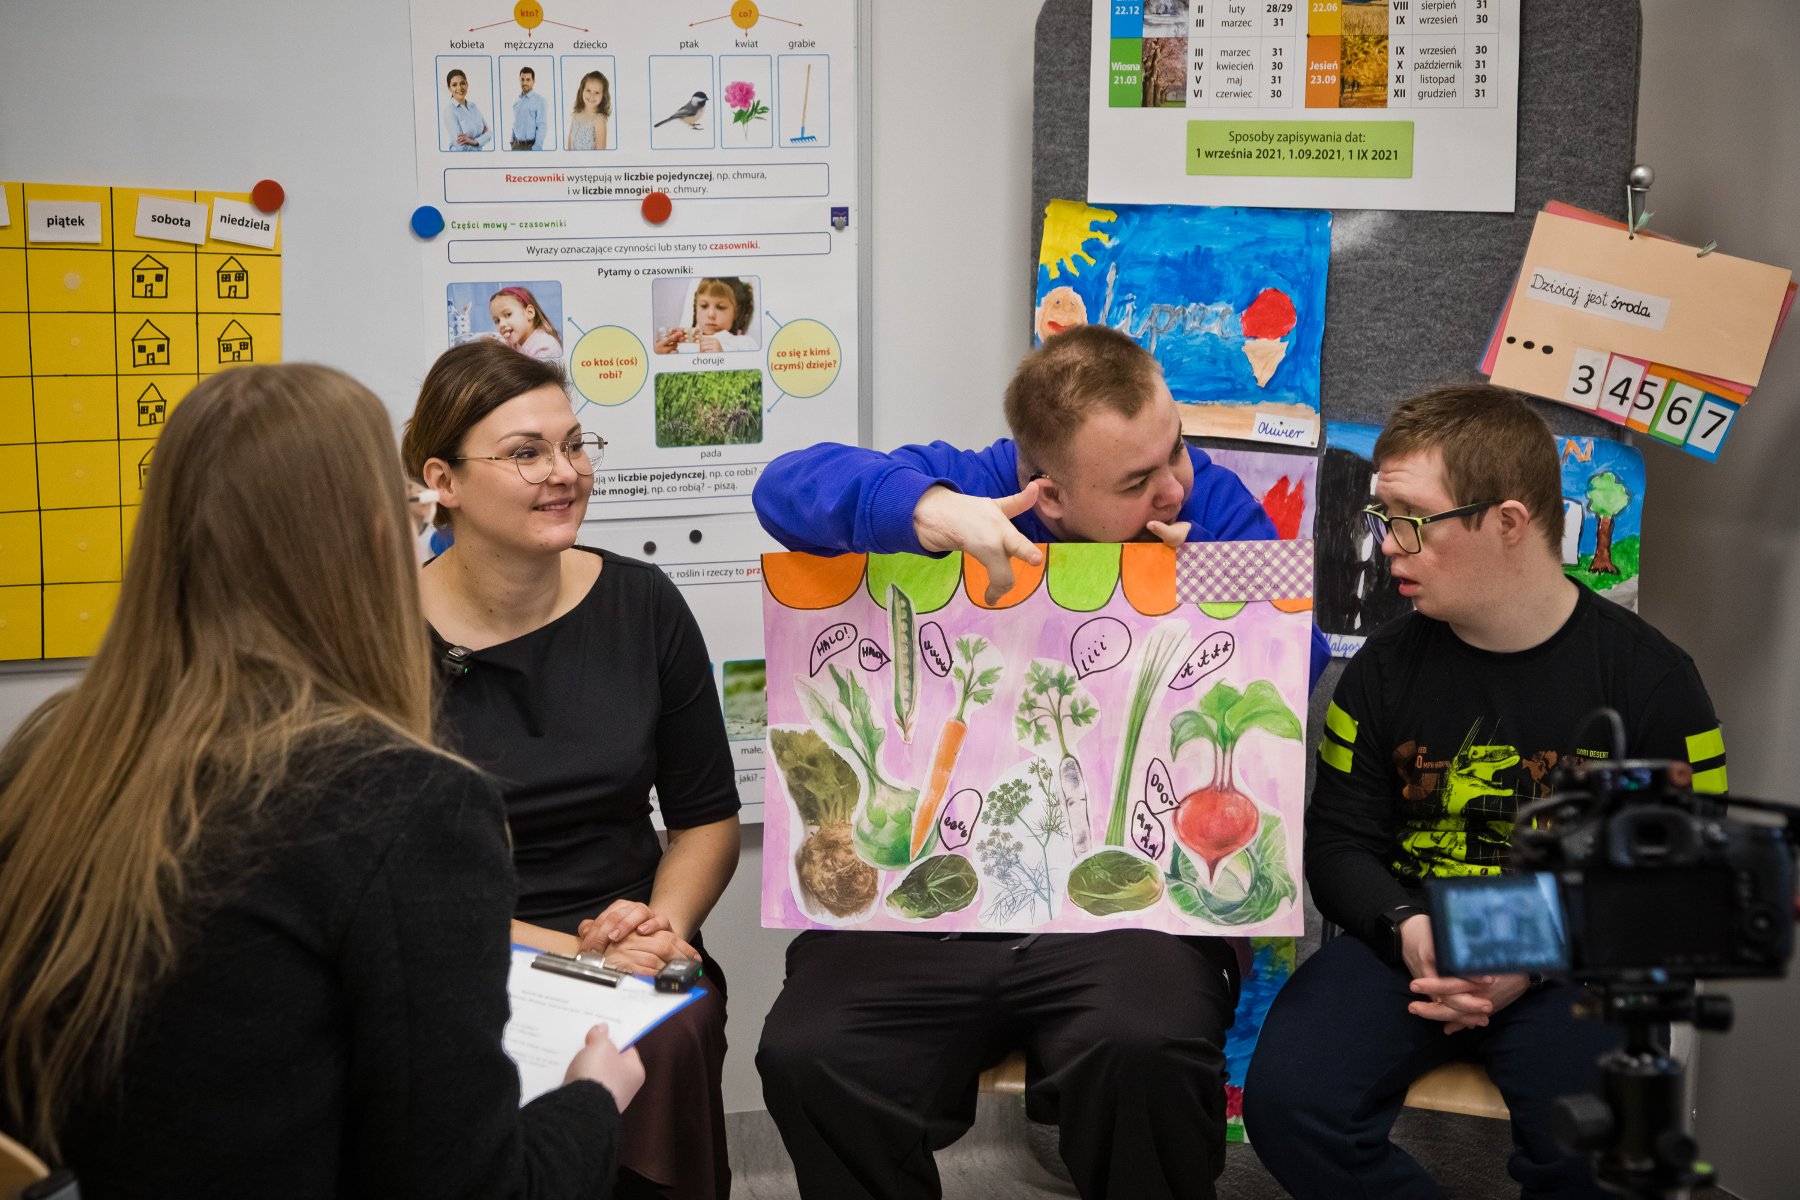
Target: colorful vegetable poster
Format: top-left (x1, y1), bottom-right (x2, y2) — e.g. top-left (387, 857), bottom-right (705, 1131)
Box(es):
top-left (1035, 201), bottom-right (1329, 446)
top-left (0, 180), bottom-right (282, 661)
top-left (1088, 0), bottom-right (1522, 213)
top-left (759, 541), bottom-right (1313, 935)
top-left (408, 0), bottom-right (859, 519)
top-left (1316, 420), bottom-right (1645, 658)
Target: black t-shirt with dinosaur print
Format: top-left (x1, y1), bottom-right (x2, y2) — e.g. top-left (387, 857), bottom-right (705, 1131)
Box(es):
top-left (1308, 582), bottom-right (1726, 951)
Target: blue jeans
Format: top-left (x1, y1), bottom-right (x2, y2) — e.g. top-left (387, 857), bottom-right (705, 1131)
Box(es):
top-left (1243, 934), bottom-right (1624, 1199)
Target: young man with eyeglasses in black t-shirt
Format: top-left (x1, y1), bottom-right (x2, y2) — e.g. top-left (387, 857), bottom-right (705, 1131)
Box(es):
top-left (1244, 384), bottom-right (1726, 1200)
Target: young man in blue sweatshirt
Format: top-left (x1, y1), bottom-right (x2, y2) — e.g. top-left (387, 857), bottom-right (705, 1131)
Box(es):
top-left (752, 324), bottom-right (1327, 1200)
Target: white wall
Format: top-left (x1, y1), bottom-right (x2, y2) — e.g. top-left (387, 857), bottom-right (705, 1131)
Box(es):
top-left (1636, 4), bottom-right (1800, 1197)
top-left (3, 4), bottom-right (1798, 1186)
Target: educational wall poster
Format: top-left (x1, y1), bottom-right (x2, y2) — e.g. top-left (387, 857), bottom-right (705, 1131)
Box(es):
top-left (1208, 445), bottom-right (1317, 539)
top-left (0, 180), bottom-right (282, 661)
top-left (1088, 0), bottom-right (1521, 212)
top-left (759, 542), bottom-right (1314, 936)
top-left (1036, 201), bottom-right (1330, 445)
top-left (1316, 420), bottom-right (1644, 657)
top-left (409, 0), bottom-right (858, 520)
top-left (1484, 206), bottom-right (1793, 462)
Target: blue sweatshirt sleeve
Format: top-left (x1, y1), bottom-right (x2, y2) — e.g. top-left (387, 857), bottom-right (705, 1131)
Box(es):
top-left (1184, 446), bottom-right (1331, 691)
top-left (753, 440), bottom-right (1019, 555)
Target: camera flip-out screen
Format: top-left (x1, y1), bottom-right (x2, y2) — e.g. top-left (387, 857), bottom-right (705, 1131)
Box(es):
top-left (1429, 873), bottom-right (1571, 977)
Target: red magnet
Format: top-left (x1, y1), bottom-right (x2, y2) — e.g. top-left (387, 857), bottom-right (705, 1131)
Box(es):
top-left (641, 191), bottom-right (673, 224)
top-left (251, 179), bottom-right (286, 213)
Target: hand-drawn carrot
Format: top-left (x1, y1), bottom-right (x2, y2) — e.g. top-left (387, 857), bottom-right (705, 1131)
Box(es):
top-left (910, 636), bottom-right (1000, 858)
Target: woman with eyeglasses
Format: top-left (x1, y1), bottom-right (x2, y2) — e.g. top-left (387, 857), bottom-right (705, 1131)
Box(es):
top-left (406, 341), bottom-right (740, 1200)
top-left (0, 364), bottom-right (641, 1197)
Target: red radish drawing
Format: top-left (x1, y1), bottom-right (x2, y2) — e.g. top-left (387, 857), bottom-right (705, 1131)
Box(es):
top-left (1240, 288), bottom-right (1298, 388)
top-left (1167, 679), bottom-right (1302, 880)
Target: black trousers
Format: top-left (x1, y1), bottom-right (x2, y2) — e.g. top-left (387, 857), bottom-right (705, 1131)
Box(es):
top-left (1243, 934), bottom-right (1625, 1200)
top-left (756, 929), bottom-right (1239, 1200)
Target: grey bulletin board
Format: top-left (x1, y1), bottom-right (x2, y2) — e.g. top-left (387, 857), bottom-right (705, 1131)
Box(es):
top-left (1030, 0), bottom-right (1645, 784)
top-left (1031, 0), bottom-right (1640, 437)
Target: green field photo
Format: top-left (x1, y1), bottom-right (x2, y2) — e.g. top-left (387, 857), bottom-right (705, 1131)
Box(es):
top-left (654, 369), bottom-right (765, 448)
top-left (722, 659), bottom-right (767, 743)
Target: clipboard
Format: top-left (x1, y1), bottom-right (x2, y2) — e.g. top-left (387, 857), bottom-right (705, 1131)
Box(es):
top-left (502, 940), bottom-right (707, 1105)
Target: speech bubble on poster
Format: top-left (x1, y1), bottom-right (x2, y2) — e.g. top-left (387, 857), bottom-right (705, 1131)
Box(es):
top-left (1071, 617), bottom-right (1131, 679)
top-left (570, 325), bottom-right (648, 406)
top-left (767, 318), bottom-right (841, 399)
top-left (809, 622), bottom-right (855, 676)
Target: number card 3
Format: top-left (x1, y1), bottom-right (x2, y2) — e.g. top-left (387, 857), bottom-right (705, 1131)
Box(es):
top-left (1561, 347), bottom-right (1610, 412)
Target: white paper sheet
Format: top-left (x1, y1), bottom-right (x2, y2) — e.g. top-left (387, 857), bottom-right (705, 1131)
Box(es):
top-left (502, 946), bottom-right (703, 1105)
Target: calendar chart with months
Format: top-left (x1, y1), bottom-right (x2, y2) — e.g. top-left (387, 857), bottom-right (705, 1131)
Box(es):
top-left (1089, 0), bottom-right (1519, 211)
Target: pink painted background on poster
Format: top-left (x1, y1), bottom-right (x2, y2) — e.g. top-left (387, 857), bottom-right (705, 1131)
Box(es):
top-left (760, 558), bottom-right (1311, 936)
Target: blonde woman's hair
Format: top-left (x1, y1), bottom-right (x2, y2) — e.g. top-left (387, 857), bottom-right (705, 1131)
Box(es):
top-left (0, 364), bottom-right (441, 1156)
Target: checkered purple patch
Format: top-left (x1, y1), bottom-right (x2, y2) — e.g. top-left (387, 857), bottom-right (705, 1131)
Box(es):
top-left (1176, 539), bottom-right (1314, 603)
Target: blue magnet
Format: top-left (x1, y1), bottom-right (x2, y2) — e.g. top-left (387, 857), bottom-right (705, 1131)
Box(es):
top-left (411, 205), bottom-right (446, 238)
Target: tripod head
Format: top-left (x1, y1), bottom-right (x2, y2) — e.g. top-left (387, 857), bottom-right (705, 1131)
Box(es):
top-left (1553, 979), bottom-right (1734, 1199)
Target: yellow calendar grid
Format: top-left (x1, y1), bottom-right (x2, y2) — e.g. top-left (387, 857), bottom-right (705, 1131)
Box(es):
top-left (0, 182), bottom-right (282, 660)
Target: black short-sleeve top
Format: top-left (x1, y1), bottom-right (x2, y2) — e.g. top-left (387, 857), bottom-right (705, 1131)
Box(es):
top-left (430, 548), bottom-right (740, 932)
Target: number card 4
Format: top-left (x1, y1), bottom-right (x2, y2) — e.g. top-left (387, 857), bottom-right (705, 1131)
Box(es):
top-left (1595, 354), bottom-right (1648, 425)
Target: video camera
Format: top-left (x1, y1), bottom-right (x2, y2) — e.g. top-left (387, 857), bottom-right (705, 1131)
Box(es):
top-left (1422, 714), bottom-right (1798, 1199)
top-left (1428, 756), bottom-right (1795, 984)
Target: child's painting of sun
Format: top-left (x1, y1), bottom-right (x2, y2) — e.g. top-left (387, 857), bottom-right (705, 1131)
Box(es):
top-left (1034, 200), bottom-right (1331, 448)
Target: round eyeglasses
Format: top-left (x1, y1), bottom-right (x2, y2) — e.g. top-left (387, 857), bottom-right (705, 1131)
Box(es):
top-left (453, 432), bottom-right (606, 485)
top-left (1361, 500), bottom-right (1499, 555)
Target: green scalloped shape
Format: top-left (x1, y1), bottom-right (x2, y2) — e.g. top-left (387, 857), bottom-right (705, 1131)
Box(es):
top-left (1197, 601), bottom-right (1247, 619)
top-left (866, 552), bottom-right (964, 612)
top-left (1046, 543), bottom-right (1122, 611)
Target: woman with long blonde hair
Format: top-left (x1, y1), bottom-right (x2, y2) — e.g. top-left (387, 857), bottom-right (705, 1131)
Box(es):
top-left (0, 364), bottom-right (640, 1198)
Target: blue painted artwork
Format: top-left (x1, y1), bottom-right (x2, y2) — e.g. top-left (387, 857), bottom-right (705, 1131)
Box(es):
top-left (1558, 435), bottom-right (1644, 611)
top-left (1035, 200), bottom-right (1331, 447)
top-left (1223, 936), bottom-right (1296, 1141)
top-left (1317, 421), bottom-right (1647, 658)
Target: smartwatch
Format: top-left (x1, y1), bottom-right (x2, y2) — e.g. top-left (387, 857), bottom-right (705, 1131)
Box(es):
top-left (1378, 903), bottom-right (1424, 963)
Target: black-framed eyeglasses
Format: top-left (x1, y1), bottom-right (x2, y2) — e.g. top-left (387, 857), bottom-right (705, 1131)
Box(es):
top-left (1361, 500), bottom-right (1499, 555)
top-left (453, 432), bottom-right (606, 485)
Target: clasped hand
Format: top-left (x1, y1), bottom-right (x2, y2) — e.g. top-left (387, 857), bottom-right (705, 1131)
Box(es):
top-left (576, 899), bottom-right (699, 975)
top-left (1399, 913), bottom-right (1529, 1034)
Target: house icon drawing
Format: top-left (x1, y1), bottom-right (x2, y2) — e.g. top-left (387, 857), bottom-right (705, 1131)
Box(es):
top-left (136, 383), bottom-right (167, 427)
top-left (216, 256), bottom-right (249, 300)
top-left (131, 321), bottom-right (171, 368)
top-left (138, 446), bottom-right (154, 490)
top-left (131, 255), bottom-right (169, 299)
top-left (217, 320), bottom-right (253, 364)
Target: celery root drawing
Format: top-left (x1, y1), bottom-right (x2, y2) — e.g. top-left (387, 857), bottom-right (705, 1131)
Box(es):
top-left (771, 727), bottom-right (879, 919)
top-left (799, 666), bottom-right (924, 869)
